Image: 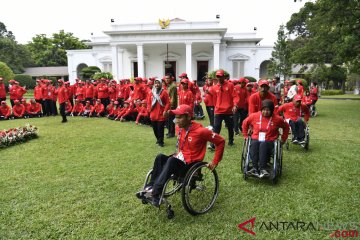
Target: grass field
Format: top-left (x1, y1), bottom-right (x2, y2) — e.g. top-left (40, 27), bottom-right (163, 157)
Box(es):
top-left (320, 94), bottom-right (360, 99)
top-left (1, 99), bottom-right (359, 239)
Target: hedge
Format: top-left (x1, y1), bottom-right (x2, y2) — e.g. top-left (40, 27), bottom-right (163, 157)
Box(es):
top-left (321, 90), bottom-right (344, 95)
top-left (244, 76), bottom-right (257, 82)
top-left (14, 74), bottom-right (35, 89)
top-left (0, 61), bottom-right (15, 85)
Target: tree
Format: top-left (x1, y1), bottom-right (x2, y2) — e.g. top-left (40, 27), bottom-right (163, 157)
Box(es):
top-left (0, 61), bottom-right (15, 82)
top-left (0, 22), bottom-right (33, 73)
top-left (80, 66), bottom-right (101, 79)
top-left (268, 25), bottom-right (292, 80)
top-left (287, 0), bottom-right (360, 74)
top-left (27, 30), bottom-right (90, 67)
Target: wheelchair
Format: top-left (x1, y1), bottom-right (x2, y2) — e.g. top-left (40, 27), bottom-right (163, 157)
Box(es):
top-left (138, 161), bottom-right (219, 219)
top-left (285, 124), bottom-right (310, 151)
top-left (241, 137), bottom-right (283, 184)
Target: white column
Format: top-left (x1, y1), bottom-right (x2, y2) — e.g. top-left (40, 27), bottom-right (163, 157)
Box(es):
top-left (118, 48), bottom-right (124, 80)
top-left (185, 42), bottom-right (192, 80)
top-left (213, 41), bottom-right (220, 70)
top-left (111, 45), bottom-right (119, 80)
top-left (137, 43), bottom-right (144, 78)
top-left (220, 43), bottom-right (227, 69)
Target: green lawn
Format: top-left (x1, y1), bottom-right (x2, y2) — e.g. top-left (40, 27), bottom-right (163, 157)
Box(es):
top-left (1, 99), bottom-right (359, 239)
top-left (320, 94), bottom-right (360, 99)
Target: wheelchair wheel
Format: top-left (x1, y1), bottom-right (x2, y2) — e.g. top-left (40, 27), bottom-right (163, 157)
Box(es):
top-left (182, 162), bottom-right (219, 215)
top-left (303, 126), bottom-right (310, 151)
top-left (271, 140), bottom-right (282, 184)
top-left (163, 175), bottom-right (182, 197)
top-left (240, 138), bottom-right (249, 173)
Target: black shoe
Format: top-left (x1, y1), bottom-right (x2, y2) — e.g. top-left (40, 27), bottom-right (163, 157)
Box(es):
top-left (61, 119), bottom-right (67, 123)
top-left (158, 142), bottom-right (164, 147)
top-left (166, 134), bottom-right (175, 138)
top-left (152, 195), bottom-right (161, 207)
top-left (247, 168), bottom-right (260, 177)
top-left (235, 132), bottom-right (240, 136)
top-left (228, 141), bottom-right (234, 146)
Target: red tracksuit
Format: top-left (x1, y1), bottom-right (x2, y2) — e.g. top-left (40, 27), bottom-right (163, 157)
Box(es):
top-left (0, 105), bottom-right (11, 117)
top-left (178, 89), bottom-right (194, 110)
top-left (242, 111), bottom-right (289, 142)
top-left (147, 90), bottom-right (170, 121)
top-left (175, 121), bottom-right (225, 165)
top-left (277, 102), bottom-right (310, 122)
top-left (248, 92), bottom-right (278, 115)
top-left (28, 103), bottom-right (42, 114)
top-left (210, 81), bottom-right (238, 114)
top-left (12, 104), bottom-right (25, 117)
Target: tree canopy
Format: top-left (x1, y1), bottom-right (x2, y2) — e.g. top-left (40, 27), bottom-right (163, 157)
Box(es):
top-left (27, 30), bottom-right (90, 67)
top-left (0, 22), bottom-right (33, 73)
top-left (286, 0), bottom-right (360, 74)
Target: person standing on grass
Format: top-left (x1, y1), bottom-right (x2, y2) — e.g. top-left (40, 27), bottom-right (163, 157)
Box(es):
top-left (147, 78), bottom-right (170, 147)
top-left (136, 104), bottom-right (225, 207)
top-left (203, 78), bottom-right (215, 128)
top-left (233, 77), bottom-right (249, 135)
top-left (208, 69), bottom-right (238, 149)
top-left (57, 79), bottom-right (68, 123)
top-left (165, 73), bottom-right (178, 138)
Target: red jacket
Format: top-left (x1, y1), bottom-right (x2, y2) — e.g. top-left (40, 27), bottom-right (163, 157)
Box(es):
top-left (91, 103), bottom-right (105, 114)
top-left (0, 83), bottom-right (7, 98)
top-left (203, 84), bottom-right (214, 107)
top-left (42, 85), bottom-right (55, 100)
top-left (175, 121), bottom-right (225, 165)
top-left (210, 81), bottom-right (238, 114)
top-left (96, 83), bottom-right (109, 99)
top-left (297, 85), bottom-right (304, 97)
top-left (131, 83), bottom-right (146, 101)
top-left (72, 103), bottom-right (84, 113)
top-left (28, 103), bottom-right (42, 114)
top-left (242, 111), bottom-right (289, 142)
top-left (85, 84), bottom-right (94, 99)
top-left (12, 104), bottom-right (25, 117)
top-left (310, 87), bottom-right (318, 101)
top-left (34, 86), bottom-right (43, 100)
top-left (75, 86), bottom-right (85, 101)
top-left (65, 102), bottom-right (72, 112)
top-left (178, 89), bottom-right (194, 110)
top-left (277, 102), bottom-right (310, 122)
top-left (234, 85), bottom-right (248, 109)
top-left (248, 92), bottom-right (278, 115)
top-left (10, 85), bottom-right (26, 100)
top-left (57, 86), bottom-right (68, 104)
top-left (106, 104), bottom-right (115, 115)
top-left (0, 105), bottom-right (11, 117)
top-left (147, 89), bottom-right (170, 121)
top-left (303, 95), bottom-right (312, 105)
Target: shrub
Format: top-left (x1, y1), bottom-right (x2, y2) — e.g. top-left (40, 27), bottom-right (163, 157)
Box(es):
top-left (92, 72), bottom-right (113, 80)
top-left (244, 76), bottom-right (257, 82)
top-left (14, 74), bottom-right (35, 89)
top-left (0, 61), bottom-right (15, 86)
top-left (81, 66), bottom-right (101, 80)
top-left (321, 89), bottom-right (343, 95)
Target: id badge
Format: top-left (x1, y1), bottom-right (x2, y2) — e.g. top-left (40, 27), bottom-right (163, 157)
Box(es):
top-left (259, 132), bottom-right (266, 142)
top-left (175, 151), bottom-right (186, 163)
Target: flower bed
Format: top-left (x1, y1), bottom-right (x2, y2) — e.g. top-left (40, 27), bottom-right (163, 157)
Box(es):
top-left (0, 124), bottom-right (38, 148)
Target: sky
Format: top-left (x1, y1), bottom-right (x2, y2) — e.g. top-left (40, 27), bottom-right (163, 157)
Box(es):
top-left (1, 0), bottom-right (306, 45)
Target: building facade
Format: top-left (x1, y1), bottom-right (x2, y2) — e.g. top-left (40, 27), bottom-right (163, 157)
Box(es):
top-left (67, 19), bottom-right (273, 84)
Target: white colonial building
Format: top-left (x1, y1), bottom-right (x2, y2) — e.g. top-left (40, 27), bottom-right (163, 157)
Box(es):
top-left (67, 19), bottom-right (273, 85)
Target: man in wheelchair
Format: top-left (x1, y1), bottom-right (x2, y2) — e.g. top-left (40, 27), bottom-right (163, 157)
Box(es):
top-left (242, 100), bottom-right (289, 178)
top-left (136, 104), bottom-right (225, 207)
top-left (277, 94), bottom-right (310, 144)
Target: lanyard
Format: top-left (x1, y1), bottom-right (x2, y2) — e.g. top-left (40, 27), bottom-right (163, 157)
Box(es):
top-left (259, 115), bottom-right (272, 132)
top-left (176, 125), bottom-right (192, 151)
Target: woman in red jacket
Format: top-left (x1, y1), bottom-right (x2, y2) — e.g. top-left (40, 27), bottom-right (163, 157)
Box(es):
top-left (147, 79), bottom-right (170, 147)
top-left (242, 99), bottom-right (289, 178)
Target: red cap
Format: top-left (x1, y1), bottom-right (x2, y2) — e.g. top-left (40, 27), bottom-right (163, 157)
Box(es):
top-left (114, 101), bottom-right (119, 105)
top-left (14, 100), bottom-right (20, 104)
top-left (285, 80), bottom-right (290, 83)
top-left (180, 78), bottom-right (189, 84)
top-left (0, 77), bottom-right (3, 81)
top-left (30, 99), bottom-right (36, 103)
top-left (57, 79), bottom-right (64, 83)
top-left (179, 73), bottom-right (187, 78)
top-left (135, 77), bottom-right (142, 81)
top-left (1, 101), bottom-right (6, 104)
top-left (246, 82), bottom-right (253, 87)
top-left (8, 79), bottom-right (15, 83)
top-left (21, 98), bottom-right (26, 102)
top-left (215, 70), bottom-right (225, 77)
top-left (294, 95), bottom-right (302, 101)
top-left (170, 104), bottom-right (193, 116)
top-left (258, 79), bottom-right (269, 86)
top-left (297, 80), bottom-right (302, 84)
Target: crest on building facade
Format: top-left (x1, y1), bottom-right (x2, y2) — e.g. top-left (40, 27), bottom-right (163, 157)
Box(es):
top-left (159, 19), bottom-right (170, 29)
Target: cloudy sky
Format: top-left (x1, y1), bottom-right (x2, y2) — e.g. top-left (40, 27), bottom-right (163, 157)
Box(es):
top-left (1, 0), bottom-right (306, 45)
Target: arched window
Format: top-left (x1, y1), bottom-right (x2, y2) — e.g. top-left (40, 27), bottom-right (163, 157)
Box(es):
top-left (77, 63), bottom-right (88, 78)
top-left (259, 60), bottom-right (270, 79)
